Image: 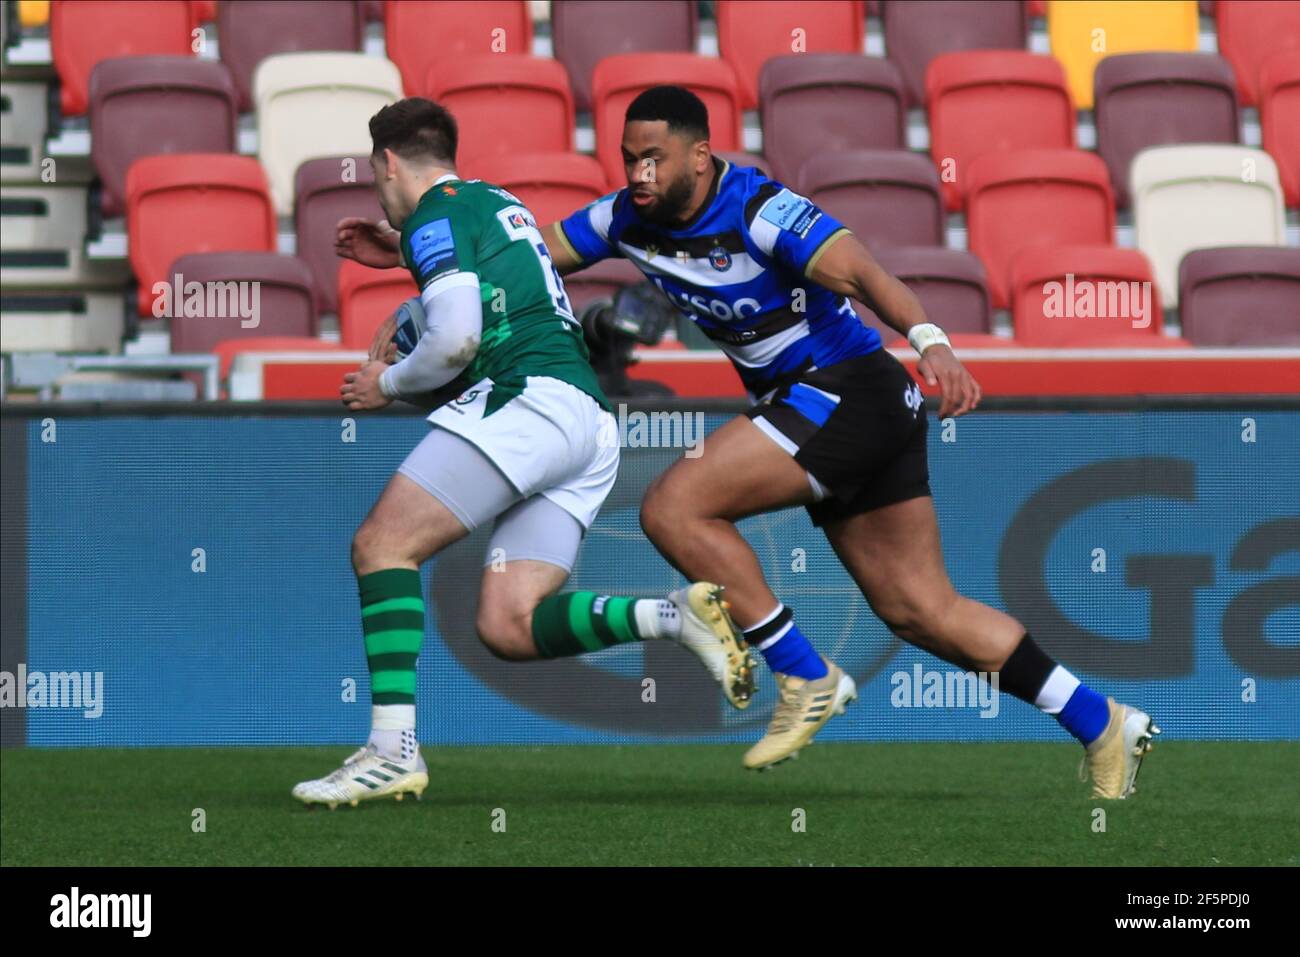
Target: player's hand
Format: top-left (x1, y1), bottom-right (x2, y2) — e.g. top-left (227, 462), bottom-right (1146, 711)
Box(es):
top-left (335, 217), bottom-right (401, 269)
top-left (369, 314), bottom-right (399, 363)
top-left (341, 360), bottom-right (393, 411)
top-left (917, 344), bottom-right (981, 419)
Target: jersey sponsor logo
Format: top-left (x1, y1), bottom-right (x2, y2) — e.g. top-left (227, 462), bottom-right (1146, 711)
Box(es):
top-left (508, 211), bottom-right (528, 229)
top-left (759, 189), bottom-right (812, 230)
top-left (903, 382), bottom-right (923, 416)
top-left (792, 208), bottom-right (823, 239)
top-left (709, 244), bottom-right (732, 271)
top-left (410, 217), bottom-right (457, 277)
top-left (651, 276), bottom-right (761, 322)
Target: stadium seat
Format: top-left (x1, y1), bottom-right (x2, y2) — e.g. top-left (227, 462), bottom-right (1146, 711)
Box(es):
top-left (879, 0), bottom-right (1028, 107)
top-left (293, 156), bottom-right (383, 314)
top-left (337, 260), bottom-right (418, 350)
top-left (426, 55), bottom-right (574, 165)
top-left (591, 54), bottom-right (743, 187)
top-left (49, 0), bottom-right (201, 116)
top-left (217, 0), bottom-right (365, 112)
top-left (870, 247), bottom-right (995, 344)
top-left (253, 52), bottom-right (402, 215)
top-left (758, 54), bottom-right (906, 185)
top-left (18, 1), bottom-right (50, 28)
top-left (966, 149), bottom-right (1114, 308)
top-left (551, 0), bottom-right (698, 112)
top-left (1259, 53), bottom-right (1300, 208)
top-left (926, 51), bottom-right (1075, 211)
top-left (1178, 246), bottom-right (1300, 346)
top-left (1008, 246), bottom-right (1176, 347)
top-left (1094, 53), bottom-right (1240, 208)
top-left (716, 152), bottom-right (772, 178)
top-left (1046, 0), bottom-right (1199, 109)
top-left (384, 0), bottom-right (532, 97)
top-left (1131, 144), bottom-right (1286, 307)
top-left (164, 252), bottom-right (318, 354)
top-left (125, 154), bottom-right (277, 317)
top-left (560, 257), bottom-right (647, 317)
top-left (715, 0), bottom-right (866, 108)
top-left (1216, 0), bottom-right (1300, 106)
top-left (89, 56), bottom-right (238, 217)
top-left (796, 150), bottom-right (943, 250)
top-left (464, 153), bottom-right (607, 226)
top-left (212, 335), bottom-right (338, 383)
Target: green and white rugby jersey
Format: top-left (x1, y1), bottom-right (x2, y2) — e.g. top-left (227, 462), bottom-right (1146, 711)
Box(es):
top-left (400, 175), bottom-right (611, 414)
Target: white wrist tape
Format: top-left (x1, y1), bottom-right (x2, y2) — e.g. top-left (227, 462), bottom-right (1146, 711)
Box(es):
top-left (908, 322), bottom-right (951, 356)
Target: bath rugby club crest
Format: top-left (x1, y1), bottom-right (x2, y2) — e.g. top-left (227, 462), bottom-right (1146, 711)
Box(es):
top-left (709, 244), bottom-right (731, 271)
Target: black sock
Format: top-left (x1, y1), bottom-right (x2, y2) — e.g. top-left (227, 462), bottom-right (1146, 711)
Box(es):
top-left (998, 633), bottom-right (1057, 704)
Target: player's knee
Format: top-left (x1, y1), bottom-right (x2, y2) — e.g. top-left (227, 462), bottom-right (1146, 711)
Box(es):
top-left (475, 604), bottom-right (535, 661)
top-left (874, 589), bottom-right (956, 644)
top-left (639, 481), bottom-right (682, 546)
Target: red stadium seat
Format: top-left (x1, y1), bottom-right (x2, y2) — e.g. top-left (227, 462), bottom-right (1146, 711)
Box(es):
top-left (212, 336), bottom-right (338, 383)
top-left (164, 252), bottom-right (318, 353)
top-left (1009, 246), bottom-right (1179, 347)
top-left (880, 0), bottom-right (1028, 107)
top-left (294, 156), bottom-right (383, 314)
top-left (465, 153), bottom-right (607, 225)
top-left (1179, 246), bottom-right (1300, 345)
top-left (1260, 53), bottom-right (1300, 208)
top-left (50, 0), bottom-right (202, 116)
top-left (217, 0), bottom-right (365, 111)
top-left (1094, 53), bottom-right (1240, 207)
top-left (759, 54), bottom-right (906, 185)
top-left (337, 260), bottom-right (418, 350)
top-left (869, 247), bottom-right (996, 344)
top-left (797, 150), bottom-right (943, 250)
top-left (715, 0), bottom-right (865, 108)
top-left (1216, 0), bottom-right (1300, 106)
top-left (591, 53), bottom-right (743, 187)
top-left (89, 56), bottom-right (238, 217)
top-left (126, 154), bottom-right (277, 316)
top-left (427, 55), bottom-right (574, 165)
top-left (383, 0), bottom-right (532, 96)
top-left (966, 149), bottom-right (1114, 308)
top-left (926, 51), bottom-right (1075, 211)
top-left (551, 0), bottom-right (697, 112)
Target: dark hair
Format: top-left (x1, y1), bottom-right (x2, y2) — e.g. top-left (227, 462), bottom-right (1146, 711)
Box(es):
top-left (369, 97), bottom-right (458, 165)
top-left (625, 85), bottom-right (710, 141)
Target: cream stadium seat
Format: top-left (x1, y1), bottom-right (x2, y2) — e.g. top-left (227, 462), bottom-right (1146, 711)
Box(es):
top-left (1130, 144), bottom-right (1286, 308)
top-left (253, 52), bottom-right (402, 215)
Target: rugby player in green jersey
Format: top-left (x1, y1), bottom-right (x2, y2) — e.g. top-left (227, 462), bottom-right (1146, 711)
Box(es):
top-left (292, 99), bottom-right (753, 809)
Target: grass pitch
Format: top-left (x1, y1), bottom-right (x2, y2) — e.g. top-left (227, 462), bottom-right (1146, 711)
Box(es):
top-left (2, 742), bottom-right (1296, 866)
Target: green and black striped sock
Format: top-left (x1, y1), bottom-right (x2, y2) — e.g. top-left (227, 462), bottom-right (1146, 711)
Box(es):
top-left (359, 568), bottom-right (424, 706)
top-left (531, 591), bottom-right (678, 658)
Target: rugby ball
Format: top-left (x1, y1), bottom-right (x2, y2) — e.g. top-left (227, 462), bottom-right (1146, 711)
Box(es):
top-left (393, 296), bottom-right (424, 360)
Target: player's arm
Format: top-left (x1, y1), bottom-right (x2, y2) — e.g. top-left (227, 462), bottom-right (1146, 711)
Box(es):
top-left (342, 208), bottom-right (482, 410)
top-left (808, 233), bottom-right (981, 418)
top-left (376, 275), bottom-right (482, 400)
top-left (543, 222), bottom-right (585, 275)
top-left (542, 192), bottom-right (621, 275)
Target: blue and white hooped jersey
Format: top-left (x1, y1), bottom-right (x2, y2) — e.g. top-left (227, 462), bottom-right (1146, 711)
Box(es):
top-left (557, 158), bottom-right (882, 398)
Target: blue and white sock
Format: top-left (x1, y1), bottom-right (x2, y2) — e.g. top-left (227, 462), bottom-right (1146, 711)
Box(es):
top-left (1035, 666), bottom-right (1111, 747)
top-left (744, 604), bottom-right (828, 681)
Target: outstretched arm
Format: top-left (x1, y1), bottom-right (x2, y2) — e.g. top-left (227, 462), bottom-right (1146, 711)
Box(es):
top-left (808, 233), bottom-right (982, 418)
